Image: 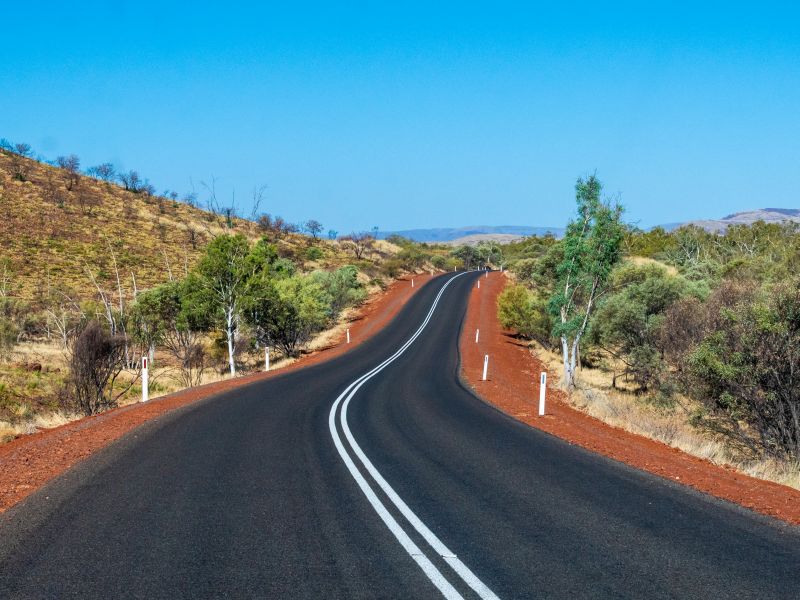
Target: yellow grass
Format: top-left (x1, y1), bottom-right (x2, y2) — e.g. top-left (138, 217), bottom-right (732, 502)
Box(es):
top-left (626, 255), bottom-right (679, 275)
top-left (0, 411), bottom-right (76, 443)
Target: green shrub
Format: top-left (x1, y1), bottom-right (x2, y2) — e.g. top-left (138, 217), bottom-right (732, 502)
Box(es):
top-left (381, 258), bottom-right (403, 278)
top-left (497, 284), bottom-right (552, 346)
top-left (687, 279), bottom-right (800, 460)
top-left (589, 263), bottom-right (687, 391)
top-left (311, 266), bottom-right (367, 313)
top-left (269, 275), bottom-right (332, 357)
top-left (305, 246), bottom-right (324, 261)
top-left (431, 255), bottom-right (447, 270)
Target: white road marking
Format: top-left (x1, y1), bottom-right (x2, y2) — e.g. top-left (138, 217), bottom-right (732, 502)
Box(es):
top-left (328, 273), bottom-right (501, 600)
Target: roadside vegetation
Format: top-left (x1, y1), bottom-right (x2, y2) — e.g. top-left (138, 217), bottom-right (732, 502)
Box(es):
top-left (0, 140), bottom-right (477, 442)
top-left (499, 175), bottom-right (800, 487)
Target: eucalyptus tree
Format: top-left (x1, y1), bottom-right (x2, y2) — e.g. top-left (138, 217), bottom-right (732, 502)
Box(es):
top-left (548, 175), bottom-right (625, 390)
top-left (195, 234), bottom-right (253, 376)
top-left (476, 240), bottom-right (503, 267)
top-left (451, 245), bottom-right (480, 270)
top-left (131, 277), bottom-right (212, 387)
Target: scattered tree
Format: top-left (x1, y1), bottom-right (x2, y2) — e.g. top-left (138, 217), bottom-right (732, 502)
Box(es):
top-left (304, 219), bottom-right (324, 241)
top-left (8, 143), bottom-right (32, 181)
top-left (195, 234), bottom-right (253, 376)
top-left (87, 162), bottom-right (116, 182)
top-left (118, 170), bottom-right (143, 192)
top-left (132, 279), bottom-right (211, 387)
top-left (340, 232), bottom-right (374, 260)
top-left (451, 245), bottom-right (480, 270)
top-left (56, 154), bottom-right (81, 190)
top-left (257, 214), bottom-right (298, 241)
top-left (548, 175), bottom-right (625, 390)
top-left (13, 143), bottom-right (31, 157)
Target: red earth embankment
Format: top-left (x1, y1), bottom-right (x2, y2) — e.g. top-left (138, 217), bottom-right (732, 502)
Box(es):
top-left (460, 271), bottom-right (800, 526)
top-left (0, 274), bottom-right (436, 512)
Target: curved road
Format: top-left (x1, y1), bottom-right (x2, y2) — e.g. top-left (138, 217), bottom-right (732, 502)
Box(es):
top-left (0, 272), bottom-right (798, 599)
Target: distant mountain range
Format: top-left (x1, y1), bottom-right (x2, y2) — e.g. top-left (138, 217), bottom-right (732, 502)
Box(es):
top-left (377, 225), bottom-right (563, 244)
top-left (380, 209), bottom-right (800, 245)
top-left (663, 208), bottom-right (800, 233)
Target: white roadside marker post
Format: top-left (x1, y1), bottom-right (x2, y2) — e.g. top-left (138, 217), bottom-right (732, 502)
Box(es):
top-left (482, 354), bottom-right (489, 381)
top-left (411, 278), bottom-right (414, 287)
top-left (485, 270), bottom-right (488, 278)
top-left (346, 328), bottom-right (351, 344)
top-left (475, 328), bottom-right (480, 343)
top-left (141, 356), bottom-right (149, 403)
top-left (477, 280), bottom-right (480, 289)
top-left (538, 372), bottom-right (547, 416)
top-left (265, 346), bottom-right (270, 372)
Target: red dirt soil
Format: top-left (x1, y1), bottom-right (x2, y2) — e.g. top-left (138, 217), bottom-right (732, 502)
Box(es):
top-left (0, 273), bottom-right (437, 513)
top-left (460, 271), bottom-right (800, 526)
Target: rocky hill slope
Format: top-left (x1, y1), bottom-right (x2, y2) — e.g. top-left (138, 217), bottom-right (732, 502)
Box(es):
top-left (0, 151), bottom-right (372, 305)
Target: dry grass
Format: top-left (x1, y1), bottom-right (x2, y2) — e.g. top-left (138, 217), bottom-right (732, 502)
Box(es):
top-left (626, 255), bottom-right (679, 275)
top-left (0, 151), bottom-right (394, 305)
top-left (534, 344), bottom-right (800, 490)
top-left (0, 411), bottom-right (76, 443)
top-left (12, 340), bottom-right (69, 366)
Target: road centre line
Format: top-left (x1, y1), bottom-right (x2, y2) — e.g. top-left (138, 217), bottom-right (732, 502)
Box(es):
top-left (328, 272), bottom-right (500, 600)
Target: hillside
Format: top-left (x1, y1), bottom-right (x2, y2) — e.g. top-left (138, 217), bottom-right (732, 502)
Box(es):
top-left (0, 152), bottom-right (380, 304)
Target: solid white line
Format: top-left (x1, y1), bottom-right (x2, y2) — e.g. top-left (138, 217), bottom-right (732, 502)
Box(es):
top-left (328, 273), bottom-right (500, 600)
top-left (328, 405), bottom-right (463, 600)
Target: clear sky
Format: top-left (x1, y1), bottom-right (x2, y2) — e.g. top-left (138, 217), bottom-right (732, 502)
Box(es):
top-left (2, 2), bottom-right (798, 232)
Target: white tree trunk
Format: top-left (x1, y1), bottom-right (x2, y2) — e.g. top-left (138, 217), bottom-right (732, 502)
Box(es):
top-left (561, 335), bottom-right (574, 390)
top-left (561, 335), bottom-right (582, 392)
top-left (226, 307), bottom-right (236, 376)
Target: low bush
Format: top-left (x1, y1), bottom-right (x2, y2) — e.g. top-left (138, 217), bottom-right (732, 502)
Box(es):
top-left (305, 246), bottom-right (323, 261)
top-left (497, 284), bottom-right (552, 346)
top-left (66, 321), bottom-right (132, 416)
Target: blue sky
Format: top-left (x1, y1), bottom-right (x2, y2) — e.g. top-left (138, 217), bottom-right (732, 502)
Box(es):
top-left (2, 2), bottom-right (798, 232)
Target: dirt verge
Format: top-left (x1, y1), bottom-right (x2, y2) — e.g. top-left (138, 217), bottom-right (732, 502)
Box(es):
top-left (0, 274), bottom-right (436, 512)
top-left (460, 272), bottom-right (800, 526)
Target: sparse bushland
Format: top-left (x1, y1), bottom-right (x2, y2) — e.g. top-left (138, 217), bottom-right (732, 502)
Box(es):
top-left (531, 342), bottom-right (800, 490)
top-left (0, 143), bottom-right (462, 442)
top-left (499, 174), bottom-right (800, 484)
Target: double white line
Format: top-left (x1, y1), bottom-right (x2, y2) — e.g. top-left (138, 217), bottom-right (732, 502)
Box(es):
top-left (328, 273), bottom-right (499, 600)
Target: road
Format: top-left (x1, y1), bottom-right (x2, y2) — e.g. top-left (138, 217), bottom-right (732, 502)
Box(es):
top-left (0, 272), bottom-right (798, 599)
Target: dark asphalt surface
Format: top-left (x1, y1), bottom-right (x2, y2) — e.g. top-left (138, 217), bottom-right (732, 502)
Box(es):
top-left (0, 271), bottom-right (798, 599)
